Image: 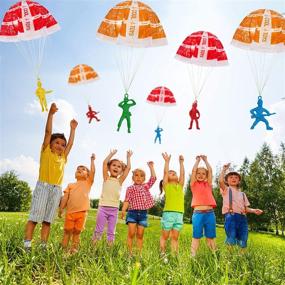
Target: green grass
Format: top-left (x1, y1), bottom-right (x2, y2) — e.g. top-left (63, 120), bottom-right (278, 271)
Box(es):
top-left (0, 210), bottom-right (285, 285)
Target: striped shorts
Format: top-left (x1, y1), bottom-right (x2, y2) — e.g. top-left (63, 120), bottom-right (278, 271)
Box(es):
top-left (29, 181), bottom-right (62, 223)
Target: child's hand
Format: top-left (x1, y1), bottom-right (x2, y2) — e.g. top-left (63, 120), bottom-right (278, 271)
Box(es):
top-left (110, 149), bottom-right (117, 156)
top-left (162, 152), bottom-right (171, 162)
top-left (254, 209), bottom-right (263, 215)
top-left (127, 150), bottom-right (133, 158)
top-left (58, 208), bottom-right (63, 218)
top-left (49, 103), bottom-right (58, 114)
top-left (91, 153), bottom-right (96, 160)
top-left (70, 119), bottom-right (78, 129)
top-left (200, 155), bottom-right (207, 161)
top-left (121, 210), bottom-right (126, 220)
top-left (179, 155), bottom-right (184, 163)
top-left (223, 163), bottom-right (230, 171)
top-left (196, 155), bottom-right (201, 161)
top-left (147, 161), bottom-right (154, 168)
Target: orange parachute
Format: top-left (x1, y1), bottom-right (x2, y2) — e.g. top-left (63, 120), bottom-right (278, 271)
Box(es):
top-left (97, 0), bottom-right (167, 47)
top-left (232, 9), bottom-right (285, 52)
top-left (68, 64), bottom-right (99, 85)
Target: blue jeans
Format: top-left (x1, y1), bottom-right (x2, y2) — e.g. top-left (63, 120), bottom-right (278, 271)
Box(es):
top-left (224, 213), bottom-right (248, 248)
top-left (192, 211), bottom-right (216, 238)
top-left (126, 210), bottom-right (148, 227)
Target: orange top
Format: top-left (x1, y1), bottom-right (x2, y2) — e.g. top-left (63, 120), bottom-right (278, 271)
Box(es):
top-left (62, 177), bottom-right (93, 213)
top-left (191, 181), bottom-right (217, 208)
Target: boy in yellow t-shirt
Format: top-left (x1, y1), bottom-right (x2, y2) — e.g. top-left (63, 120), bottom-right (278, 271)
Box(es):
top-left (24, 103), bottom-right (78, 250)
top-left (59, 154), bottom-right (95, 253)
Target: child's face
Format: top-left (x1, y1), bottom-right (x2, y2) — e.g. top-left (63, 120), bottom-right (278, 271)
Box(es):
top-left (75, 166), bottom-right (89, 180)
top-left (50, 138), bottom-right (66, 155)
top-left (226, 174), bottom-right (240, 187)
top-left (196, 168), bottom-right (207, 182)
top-left (109, 161), bottom-right (123, 177)
top-left (132, 171), bottom-right (145, 185)
top-left (168, 170), bottom-right (178, 182)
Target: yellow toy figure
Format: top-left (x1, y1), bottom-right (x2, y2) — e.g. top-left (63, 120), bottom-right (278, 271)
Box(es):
top-left (36, 78), bottom-right (53, 112)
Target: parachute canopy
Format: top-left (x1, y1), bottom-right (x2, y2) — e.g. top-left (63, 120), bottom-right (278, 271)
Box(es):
top-left (68, 64), bottom-right (99, 85)
top-left (0, 0), bottom-right (60, 42)
top-left (147, 86), bottom-right (176, 106)
top-left (175, 31), bottom-right (228, 66)
top-left (232, 9), bottom-right (285, 52)
top-left (97, 0), bottom-right (167, 47)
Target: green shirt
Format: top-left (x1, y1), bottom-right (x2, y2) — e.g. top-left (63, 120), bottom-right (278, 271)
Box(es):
top-left (163, 183), bottom-right (184, 213)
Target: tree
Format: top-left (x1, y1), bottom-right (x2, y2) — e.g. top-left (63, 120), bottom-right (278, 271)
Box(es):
top-left (183, 175), bottom-right (192, 223)
top-left (90, 199), bottom-right (99, 209)
top-left (0, 171), bottom-right (32, 211)
top-left (148, 196), bottom-right (164, 217)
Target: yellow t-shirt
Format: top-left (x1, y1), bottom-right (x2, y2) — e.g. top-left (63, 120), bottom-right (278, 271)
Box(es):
top-left (163, 183), bottom-right (184, 213)
top-left (38, 145), bottom-right (67, 186)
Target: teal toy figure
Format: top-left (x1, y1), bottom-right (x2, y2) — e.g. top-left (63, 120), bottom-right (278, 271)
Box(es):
top-left (154, 126), bottom-right (163, 144)
top-left (250, 96), bottom-right (276, 130)
top-left (117, 94), bottom-right (136, 133)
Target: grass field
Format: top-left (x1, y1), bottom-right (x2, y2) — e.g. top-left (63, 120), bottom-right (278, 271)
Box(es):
top-left (0, 210), bottom-right (285, 285)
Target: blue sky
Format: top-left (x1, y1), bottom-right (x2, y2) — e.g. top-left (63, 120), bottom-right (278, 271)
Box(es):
top-left (0, 0), bottom-right (284, 199)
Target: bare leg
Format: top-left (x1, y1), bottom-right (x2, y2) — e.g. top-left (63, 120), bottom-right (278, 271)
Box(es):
top-left (160, 230), bottom-right (170, 254)
top-left (206, 238), bottom-right (217, 252)
top-left (61, 229), bottom-right (72, 249)
top-left (71, 230), bottom-right (81, 253)
top-left (41, 221), bottom-right (51, 243)
top-left (191, 238), bottom-right (200, 257)
top-left (25, 220), bottom-right (37, 241)
top-left (136, 226), bottom-right (145, 255)
top-left (170, 229), bottom-right (180, 254)
top-left (127, 223), bottom-right (137, 255)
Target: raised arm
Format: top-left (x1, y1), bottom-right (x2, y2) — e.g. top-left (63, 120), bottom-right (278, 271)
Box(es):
top-left (103, 149), bottom-right (117, 181)
top-left (148, 161), bottom-right (156, 178)
top-left (119, 150), bottom-right (133, 184)
top-left (64, 119), bottom-right (78, 158)
top-left (190, 156), bottom-right (200, 186)
top-left (89, 153), bottom-right (96, 184)
top-left (219, 163), bottom-right (230, 194)
top-left (201, 155), bottom-right (212, 184)
top-left (179, 155), bottom-right (185, 186)
top-left (162, 152), bottom-right (171, 187)
top-left (42, 103), bottom-right (58, 149)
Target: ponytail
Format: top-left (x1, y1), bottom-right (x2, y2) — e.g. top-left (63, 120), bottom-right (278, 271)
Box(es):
top-left (159, 180), bottom-right (164, 195)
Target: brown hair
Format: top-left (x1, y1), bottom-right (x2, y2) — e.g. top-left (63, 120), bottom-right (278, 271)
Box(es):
top-left (77, 165), bottom-right (90, 175)
top-left (50, 133), bottom-right (67, 145)
top-left (159, 180), bottom-right (163, 195)
top-left (224, 171), bottom-right (241, 186)
top-left (107, 159), bottom-right (126, 172)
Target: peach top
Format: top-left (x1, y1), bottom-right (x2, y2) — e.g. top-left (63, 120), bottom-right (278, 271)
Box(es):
top-left (191, 181), bottom-right (217, 208)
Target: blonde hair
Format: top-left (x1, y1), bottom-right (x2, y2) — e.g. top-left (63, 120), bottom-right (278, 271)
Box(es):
top-left (132, 168), bottom-right (146, 177)
top-left (197, 167), bottom-right (208, 177)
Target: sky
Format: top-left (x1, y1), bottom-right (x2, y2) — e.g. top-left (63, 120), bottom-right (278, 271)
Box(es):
top-left (0, 0), bottom-right (284, 200)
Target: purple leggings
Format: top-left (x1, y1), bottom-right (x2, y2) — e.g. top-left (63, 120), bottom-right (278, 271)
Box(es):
top-left (93, 206), bottom-right (119, 242)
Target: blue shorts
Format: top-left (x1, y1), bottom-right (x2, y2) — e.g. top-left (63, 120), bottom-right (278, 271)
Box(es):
top-left (224, 213), bottom-right (248, 248)
top-left (126, 210), bottom-right (148, 227)
top-left (192, 211), bottom-right (216, 239)
top-left (161, 211), bottom-right (183, 231)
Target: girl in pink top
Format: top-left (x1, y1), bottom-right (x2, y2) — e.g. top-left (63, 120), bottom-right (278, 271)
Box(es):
top-left (190, 155), bottom-right (217, 257)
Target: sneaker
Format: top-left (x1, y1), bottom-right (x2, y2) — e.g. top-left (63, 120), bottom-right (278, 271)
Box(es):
top-left (160, 253), bottom-right (168, 264)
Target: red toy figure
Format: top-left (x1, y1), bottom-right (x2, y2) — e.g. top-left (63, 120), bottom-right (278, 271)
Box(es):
top-left (86, 105), bottom-right (100, 123)
top-left (189, 100), bottom-right (200, 130)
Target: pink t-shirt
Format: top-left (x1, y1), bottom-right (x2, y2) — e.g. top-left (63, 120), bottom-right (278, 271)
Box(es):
top-left (220, 187), bottom-right (250, 214)
top-left (191, 181), bottom-right (217, 208)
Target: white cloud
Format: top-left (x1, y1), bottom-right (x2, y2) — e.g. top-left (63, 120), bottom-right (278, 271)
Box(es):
top-left (0, 155), bottom-right (39, 188)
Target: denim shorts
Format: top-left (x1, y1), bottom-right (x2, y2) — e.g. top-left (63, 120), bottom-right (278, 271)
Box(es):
top-left (192, 210), bottom-right (216, 239)
top-left (126, 210), bottom-right (148, 227)
top-left (161, 211), bottom-right (183, 231)
top-left (224, 213), bottom-right (248, 248)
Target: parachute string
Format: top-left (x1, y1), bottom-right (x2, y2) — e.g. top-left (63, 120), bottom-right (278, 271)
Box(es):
top-left (247, 51), bottom-right (275, 96)
top-left (116, 46), bottom-right (145, 95)
top-left (155, 106), bottom-right (166, 126)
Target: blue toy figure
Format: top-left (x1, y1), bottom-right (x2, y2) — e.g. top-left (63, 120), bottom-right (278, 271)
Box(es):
top-left (154, 126), bottom-right (163, 144)
top-left (250, 96), bottom-right (276, 130)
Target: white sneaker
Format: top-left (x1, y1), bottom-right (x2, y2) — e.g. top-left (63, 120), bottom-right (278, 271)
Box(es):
top-left (160, 253), bottom-right (168, 264)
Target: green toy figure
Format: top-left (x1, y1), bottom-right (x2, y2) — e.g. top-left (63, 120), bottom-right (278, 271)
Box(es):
top-left (117, 94), bottom-right (136, 133)
top-left (36, 78), bottom-right (53, 112)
